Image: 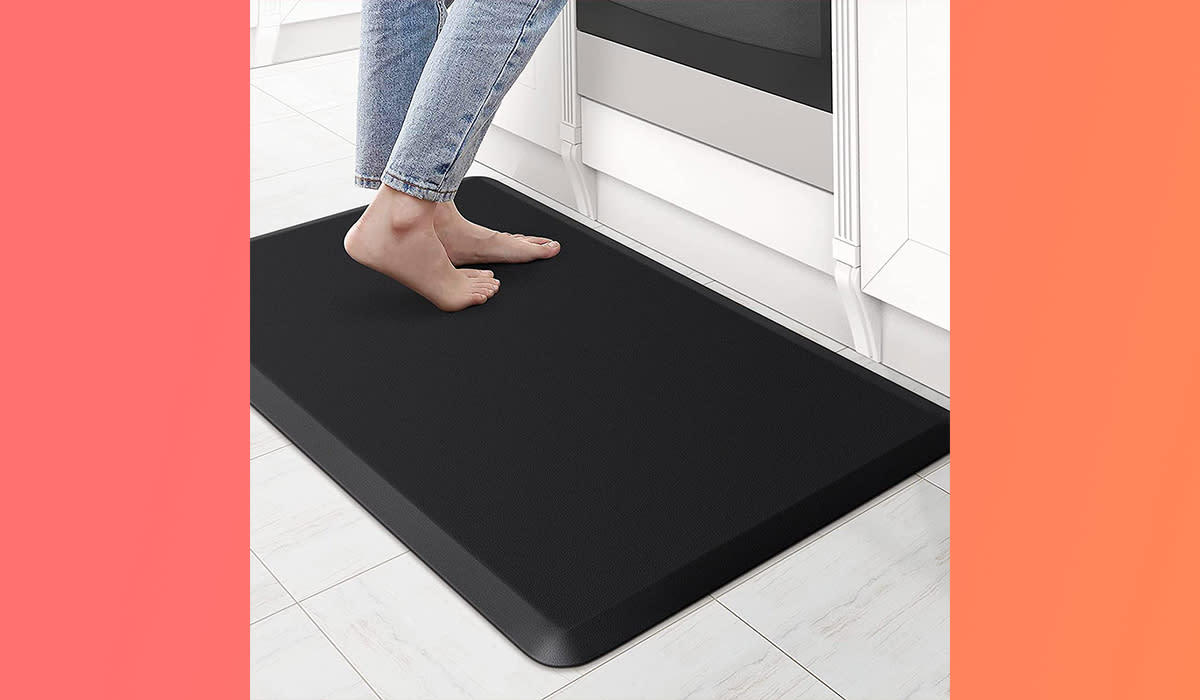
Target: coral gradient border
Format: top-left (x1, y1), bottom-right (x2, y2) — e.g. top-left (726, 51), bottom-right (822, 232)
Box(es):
top-left (0, 2), bottom-right (1197, 699)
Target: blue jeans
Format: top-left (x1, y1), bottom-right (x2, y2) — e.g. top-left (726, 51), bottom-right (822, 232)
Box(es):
top-left (354, 0), bottom-right (568, 202)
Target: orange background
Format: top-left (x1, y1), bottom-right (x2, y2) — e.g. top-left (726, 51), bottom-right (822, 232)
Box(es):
top-left (1, 2), bottom-right (1197, 699)
top-left (955, 1), bottom-right (1199, 698)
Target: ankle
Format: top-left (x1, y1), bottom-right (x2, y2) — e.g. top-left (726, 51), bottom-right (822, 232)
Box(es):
top-left (374, 185), bottom-right (436, 231)
top-left (435, 199), bottom-right (468, 219)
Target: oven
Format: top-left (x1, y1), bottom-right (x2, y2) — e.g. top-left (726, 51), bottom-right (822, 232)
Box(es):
top-left (576, 0), bottom-right (833, 191)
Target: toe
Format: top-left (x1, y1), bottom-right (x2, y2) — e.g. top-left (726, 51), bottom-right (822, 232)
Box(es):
top-left (463, 269), bottom-right (494, 278)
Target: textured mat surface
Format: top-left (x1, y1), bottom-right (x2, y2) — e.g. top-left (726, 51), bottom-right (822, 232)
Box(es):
top-left (251, 177), bottom-right (949, 666)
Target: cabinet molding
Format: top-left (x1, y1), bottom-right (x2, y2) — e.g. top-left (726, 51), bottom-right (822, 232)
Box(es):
top-left (559, 1), bottom-right (598, 218)
top-left (833, 0), bottom-right (883, 360)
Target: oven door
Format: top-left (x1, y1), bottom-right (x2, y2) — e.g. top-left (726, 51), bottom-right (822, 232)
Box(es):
top-left (577, 0), bottom-right (833, 190)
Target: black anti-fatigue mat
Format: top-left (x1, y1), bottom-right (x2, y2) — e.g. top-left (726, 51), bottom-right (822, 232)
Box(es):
top-left (251, 177), bottom-right (949, 667)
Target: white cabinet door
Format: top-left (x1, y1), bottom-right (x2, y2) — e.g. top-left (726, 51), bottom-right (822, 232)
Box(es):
top-left (492, 13), bottom-right (566, 153)
top-left (858, 0), bottom-right (950, 330)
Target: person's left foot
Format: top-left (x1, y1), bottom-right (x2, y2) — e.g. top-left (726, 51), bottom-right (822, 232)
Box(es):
top-left (434, 200), bottom-right (561, 265)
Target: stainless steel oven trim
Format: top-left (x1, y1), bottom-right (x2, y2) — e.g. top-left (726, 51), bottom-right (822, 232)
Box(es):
top-left (578, 32), bottom-right (833, 192)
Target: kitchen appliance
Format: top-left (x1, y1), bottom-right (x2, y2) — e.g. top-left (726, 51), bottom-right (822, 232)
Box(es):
top-left (577, 0), bottom-right (833, 190)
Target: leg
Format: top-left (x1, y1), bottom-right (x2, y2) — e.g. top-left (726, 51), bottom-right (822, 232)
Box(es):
top-left (354, 0), bottom-right (446, 189)
top-left (349, 0), bottom-right (500, 311)
top-left (382, 0), bottom-right (568, 199)
top-left (394, 0), bottom-right (568, 264)
top-left (347, 0), bottom-right (568, 309)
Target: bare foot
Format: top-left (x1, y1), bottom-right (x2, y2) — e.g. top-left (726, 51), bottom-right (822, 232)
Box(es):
top-left (344, 186), bottom-right (500, 312)
top-left (434, 200), bottom-right (561, 265)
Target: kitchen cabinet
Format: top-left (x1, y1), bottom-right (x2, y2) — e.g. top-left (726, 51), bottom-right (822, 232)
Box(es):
top-left (834, 0), bottom-right (950, 360)
top-left (480, 0), bottom-right (950, 388)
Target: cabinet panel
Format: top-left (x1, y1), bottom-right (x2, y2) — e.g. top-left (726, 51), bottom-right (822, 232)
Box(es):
top-left (906, 0), bottom-right (949, 254)
top-left (492, 14), bottom-right (566, 153)
top-left (863, 240), bottom-right (949, 329)
top-left (858, 0), bottom-right (909, 282)
top-left (857, 0), bottom-right (950, 330)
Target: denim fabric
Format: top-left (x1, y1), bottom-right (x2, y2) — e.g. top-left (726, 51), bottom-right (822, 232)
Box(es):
top-left (355, 0), bottom-right (568, 201)
top-left (354, 0), bottom-right (445, 191)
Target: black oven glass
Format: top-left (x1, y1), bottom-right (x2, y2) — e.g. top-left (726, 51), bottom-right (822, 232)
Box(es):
top-left (578, 0), bottom-right (832, 112)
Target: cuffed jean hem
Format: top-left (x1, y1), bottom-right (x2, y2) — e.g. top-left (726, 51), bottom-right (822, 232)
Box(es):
top-left (353, 174), bottom-right (383, 190)
top-left (354, 169), bottom-right (456, 202)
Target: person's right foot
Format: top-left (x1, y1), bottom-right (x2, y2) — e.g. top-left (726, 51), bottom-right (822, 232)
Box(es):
top-left (344, 187), bottom-right (500, 312)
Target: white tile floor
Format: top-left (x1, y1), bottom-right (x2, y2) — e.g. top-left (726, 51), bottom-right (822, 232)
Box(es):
top-left (250, 52), bottom-right (951, 700)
